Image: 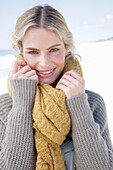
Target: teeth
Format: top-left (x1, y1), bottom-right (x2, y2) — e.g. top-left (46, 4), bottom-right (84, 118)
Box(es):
top-left (39, 69), bottom-right (54, 74)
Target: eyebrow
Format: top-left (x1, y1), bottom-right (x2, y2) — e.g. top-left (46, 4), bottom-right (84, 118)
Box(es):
top-left (25, 44), bottom-right (62, 50)
top-left (47, 44), bottom-right (61, 50)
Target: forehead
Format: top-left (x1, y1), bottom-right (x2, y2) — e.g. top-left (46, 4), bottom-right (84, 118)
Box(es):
top-left (23, 27), bottom-right (63, 48)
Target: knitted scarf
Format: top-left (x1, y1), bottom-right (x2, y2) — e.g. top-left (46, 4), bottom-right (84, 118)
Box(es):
top-left (7, 54), bottom-right (83, 170)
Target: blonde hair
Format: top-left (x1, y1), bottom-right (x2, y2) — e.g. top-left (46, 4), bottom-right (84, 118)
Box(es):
top-left (12, 5), bottom-right (76, 55)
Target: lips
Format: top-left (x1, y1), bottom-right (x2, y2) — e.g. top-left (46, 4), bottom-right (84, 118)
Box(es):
top-left (36, 68), bottom-right (56, 78)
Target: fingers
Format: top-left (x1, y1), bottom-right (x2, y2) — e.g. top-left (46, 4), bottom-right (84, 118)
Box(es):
top-left (18, 69), bottom-right (36, 78)
top-left (10, 65), bottom-right (32, 79)
top-left (16, 65), bottom-right (32, 78)
top-left (57, 74), bottom-right (74, 87)
top-left (56, 76), bottom-right (71, 90)
top-left (56, 70), bottom-right (85, 98)
top-left (56, 83), bottom-right (69, 96)
top-left (29, 75), bottom-right (39, 85)
top-left (10, 60), bottom-right (27, 75)
top-left (18, 69), bottom-right (39, 84)
top-left (9, 60), bottom-right (39, 84)
top-left (57, 70), bottom-right (84, 88)
top-left (65, 70), bottom-right (84, 83)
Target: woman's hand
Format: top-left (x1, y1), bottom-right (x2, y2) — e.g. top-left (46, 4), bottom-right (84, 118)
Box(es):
top-left (9, 60), bottom-right (39, 84)
top-left (56, 70), bottom-right (85, 99)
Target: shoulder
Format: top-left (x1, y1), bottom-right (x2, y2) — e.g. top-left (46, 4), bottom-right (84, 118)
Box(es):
top-left (86, 90), bottom-right (106, 112)
top-left (86, 89), bottom-right (105, 104)
top-left (0, 93), bottom-right (12, 124)
top-left (86, 90), bottom-right (107, 133)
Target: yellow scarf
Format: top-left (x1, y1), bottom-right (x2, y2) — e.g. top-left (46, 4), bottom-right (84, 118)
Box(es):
top-left (7, 54), bottom-right (83, 170)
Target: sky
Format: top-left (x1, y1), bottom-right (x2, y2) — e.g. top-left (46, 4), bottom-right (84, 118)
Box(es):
top-left (0, 0), bottom-right (113, 50)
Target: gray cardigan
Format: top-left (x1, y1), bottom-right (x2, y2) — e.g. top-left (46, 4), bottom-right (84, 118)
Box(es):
top-left (0, 79), bottom-right (113, 170)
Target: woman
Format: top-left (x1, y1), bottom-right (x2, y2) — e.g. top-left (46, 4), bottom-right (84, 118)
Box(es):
top-left (0, 5), bottom-right (113, 170)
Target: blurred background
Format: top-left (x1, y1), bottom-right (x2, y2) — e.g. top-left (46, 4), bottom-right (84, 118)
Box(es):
top-left (0, 0), bottom-right (113, 48)
top-left (0, 0), bottom-right (113, 142)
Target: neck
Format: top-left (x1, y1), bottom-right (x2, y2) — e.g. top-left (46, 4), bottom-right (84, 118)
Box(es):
top-left (51, 72), bottom-right (63, 88)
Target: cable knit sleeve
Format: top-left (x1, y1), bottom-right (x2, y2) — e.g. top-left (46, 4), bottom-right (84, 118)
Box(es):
top-left (66, 90), bottom-right (113, 170)
top-left (0, 79), bottom-right (37, 170)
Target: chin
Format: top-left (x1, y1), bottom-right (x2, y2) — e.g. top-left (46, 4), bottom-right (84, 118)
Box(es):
top-left (39, 77), bottom-right (56, 85)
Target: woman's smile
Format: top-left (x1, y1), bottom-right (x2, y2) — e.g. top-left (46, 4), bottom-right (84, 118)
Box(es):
top-left (36, 68), bottom-right (56, 78)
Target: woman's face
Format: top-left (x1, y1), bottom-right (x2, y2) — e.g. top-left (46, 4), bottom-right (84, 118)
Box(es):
top-left (22, 28), bottom-right (68, 84)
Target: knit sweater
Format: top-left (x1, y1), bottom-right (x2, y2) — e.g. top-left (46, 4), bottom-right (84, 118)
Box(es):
top-left (0, 79), bottom-right (113, 170)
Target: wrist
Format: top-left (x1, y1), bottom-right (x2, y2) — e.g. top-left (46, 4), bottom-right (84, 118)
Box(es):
top-left (9, 79), bottom-right (36, 108)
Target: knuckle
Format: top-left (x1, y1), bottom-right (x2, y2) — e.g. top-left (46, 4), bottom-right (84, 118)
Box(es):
top-left (61, 76), bottom-right (65, 80)
top-left (34, 75), bottom-right (38, 79)
top-left (32, 70), bottom-right (36, 74)
top-left (10, 74), bottom-right (17, 79)
top-left (34, 75), bottom-right (39, 83)
top-left (26, 65), bottom-right (30, 69)
top-left (33, 75), bottom-right (38, 80)
top-left (71, 70), bottom-right (75, 73)
top-left (24, 65), bottom-right (31, 70)
top-left (64, 72), bottom-right (68, 76)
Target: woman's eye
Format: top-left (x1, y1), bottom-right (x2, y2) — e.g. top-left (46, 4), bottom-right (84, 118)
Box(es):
top-left (28, 51), bottom-right (38, 54)
top-left (50, 48), bottom-right (59, 52)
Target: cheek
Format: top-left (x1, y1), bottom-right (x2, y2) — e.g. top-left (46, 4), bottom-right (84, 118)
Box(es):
top-left (53, 51), bottom-right (65, 66)
top-left (24, 56), bottom-right (29, 64)
top-left (23, 55), bottom-right (34, 67)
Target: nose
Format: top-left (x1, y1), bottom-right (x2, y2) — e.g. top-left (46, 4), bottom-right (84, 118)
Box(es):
top-left (38, 53), bottom-right (50, 68)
